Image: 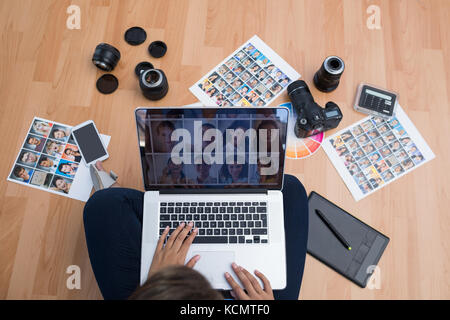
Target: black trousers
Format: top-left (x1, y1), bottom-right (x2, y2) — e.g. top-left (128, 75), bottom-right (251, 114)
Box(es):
top-left (83, 174), bottom-right (309, 300)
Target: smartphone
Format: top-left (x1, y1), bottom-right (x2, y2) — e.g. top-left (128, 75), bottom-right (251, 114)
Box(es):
top-left (71, 120), bottom-right (109, 166)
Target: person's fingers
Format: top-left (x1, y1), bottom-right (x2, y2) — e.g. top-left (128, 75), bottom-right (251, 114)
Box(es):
top-left (173, 222), bottom-right (193, 251)
top-left (255, 270), bottom-right (272, 293)
top-left (156, 226), bottom-right (169, 252)
top-left (240, 267), bottom-right (264, 294)
top-left (166, 222), bottom-right (185, 248)
top-left (224, 272), bottom-right (248, 300)
top-left (231, 263), bottom-right (257, 296)
top-left (95, 161), bottom-right (104, 171)
top-left (185, 254), bottom-right (201, 268)
top-left (180, 227), bottom-right (198, 256)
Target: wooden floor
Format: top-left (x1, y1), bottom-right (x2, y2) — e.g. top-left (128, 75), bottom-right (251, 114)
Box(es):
top-left (0, 0), bottom-right (449, 300)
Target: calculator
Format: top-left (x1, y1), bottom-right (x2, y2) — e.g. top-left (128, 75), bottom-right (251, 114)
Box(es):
top-left (354, 83), bottom-right (398, 119)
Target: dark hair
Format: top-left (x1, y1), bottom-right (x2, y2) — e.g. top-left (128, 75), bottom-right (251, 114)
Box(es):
top-left (39, 156), bottom-right (49, 165)
top-left (52, 176), bottom-right (68, 193)
top-left (13, 166), bottom-right (24, 177)
top-left (58, 163), bottom-right (71, 173)
top-left (64, 148), bottom-right (74, 155)
top-left (129, 266), bottom-right (223, 300)
top-left (219, 160), bottom-right (248, 183)
top-left (156, 121), bottom-right (175, 135)
top-left (52, 129), bottom-right (66, 138)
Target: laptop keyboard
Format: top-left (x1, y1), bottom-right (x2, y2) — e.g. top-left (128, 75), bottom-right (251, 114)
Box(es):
top-left (159, 201), bottom-right (268, 244)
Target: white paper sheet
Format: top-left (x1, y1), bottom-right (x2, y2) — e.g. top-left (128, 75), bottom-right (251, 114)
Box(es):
top-left (190, 35), bottom-right (300, 107)
top-left (322, 105), bottom-right (435, 201)
top-left (7, 117), bottom-right (110, 202)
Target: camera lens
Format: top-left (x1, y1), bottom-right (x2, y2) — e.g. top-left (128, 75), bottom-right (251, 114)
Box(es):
top-left (287, 80), bottom-right (314, 102)
top-left (139, 69), bottom-right (169, 100)
top-left (92, 43), bottom-right (121, 72)
top-left (313, 56), bottom-right (345, 92)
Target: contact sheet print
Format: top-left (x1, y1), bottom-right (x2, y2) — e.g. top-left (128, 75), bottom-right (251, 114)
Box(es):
top-left (7, 117), bottom-right (110, 202)
top-left (190, 35), bottom-right (300, 107)
top-left (323, 105), bottom-right (435, 201)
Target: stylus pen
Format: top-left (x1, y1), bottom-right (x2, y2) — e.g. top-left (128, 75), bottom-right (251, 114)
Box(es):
top-left (315, 209), bottom-right (352, 250)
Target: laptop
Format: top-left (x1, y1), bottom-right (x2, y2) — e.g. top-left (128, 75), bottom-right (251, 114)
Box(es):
top-left (135, 107), bottom-right (289, 290)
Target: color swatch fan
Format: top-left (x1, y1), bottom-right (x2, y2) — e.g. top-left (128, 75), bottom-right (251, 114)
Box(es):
top-left (282, 102), bottom-right (324, 159)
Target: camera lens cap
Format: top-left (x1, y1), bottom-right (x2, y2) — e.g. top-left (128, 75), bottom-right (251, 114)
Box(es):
top-left (96, 74), bottom-right (119, 94)
top-left (148, 41), bottom-right (167, 58)
top-left (124, 27), bottom-right (147, 46)
top-left (135, 61), bottom-right (154, 77)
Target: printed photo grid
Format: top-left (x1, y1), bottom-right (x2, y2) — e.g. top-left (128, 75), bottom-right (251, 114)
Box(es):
top-left (8, 118), bottom-right (82, 195)
top-left (190, 35), bottom-right (300, 107)
top-left (323, 105), bottom-right (435, 201)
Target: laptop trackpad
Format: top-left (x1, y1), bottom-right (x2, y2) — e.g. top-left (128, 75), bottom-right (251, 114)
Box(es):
top-left (192, 251), bottom-right (235, 288)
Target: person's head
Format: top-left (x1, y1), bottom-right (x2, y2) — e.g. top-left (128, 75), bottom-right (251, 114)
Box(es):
top-left (21, 151), bottom-right (37, 164)
top-left (46, 141), bottom-right (60, 153)
top-left (129, 265), bottom-right (222, 300)
top-left (227, 120), bottom-right (249, 147)
top-left (53, 177), bottom-right (69, 192)
top-left (371, 153), bottom-right (380, 161)
top-left (39, 156), bottom-right (53, 167)
top-left (195, 157), bottom-right (211, 180)
top-left (156, 121), bottom-right (175, 151)
top-left (280, 78), bottom-right (289, 86)
top-left (64, 148), bottom-right (78, 156)
top-left (401, 137), bottom-right (410, 144)
top-left (207, 87), bottom-right (216, 96)
top-left (52, 129), bottom-right (67, 139)
top-left (58, 163), bottom-right (74, 174)
top-left (202, 123), bottom-right (216, 148)
top-left (33, 121), bottom-right (50, 134)
top-left (27, 136), bottom-right (40, 145)
top-left (13, 166), bottom-right (29, 180)
top-left (167, 158), bottom-right (183, 177)
top-left (258, 120), bottom-right (278, 147)
top-left (228, 163), bottom-right (244, 181)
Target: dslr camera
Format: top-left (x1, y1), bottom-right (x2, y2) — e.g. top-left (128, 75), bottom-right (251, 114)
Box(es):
top-left (287, 80), bottom-right (343, 138)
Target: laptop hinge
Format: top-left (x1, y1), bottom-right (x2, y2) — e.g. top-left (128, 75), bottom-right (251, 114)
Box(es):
top-left (159, 188), bottom-right (269, 195)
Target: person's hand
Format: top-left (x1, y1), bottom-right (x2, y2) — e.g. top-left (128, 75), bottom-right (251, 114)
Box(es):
top-left (148, 222), bottom-right (200, 277)
top-left (225, 263), bottom-right (274, 300)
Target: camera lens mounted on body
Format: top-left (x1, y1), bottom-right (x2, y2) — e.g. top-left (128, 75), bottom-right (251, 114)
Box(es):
top-left (92, 43), bottom-right (121, 72)
top-left (139, 69), bottom-right (169, 100)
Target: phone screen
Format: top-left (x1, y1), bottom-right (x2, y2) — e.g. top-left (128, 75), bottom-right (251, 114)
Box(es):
top-left (72, 123), bottom-right (107, 164)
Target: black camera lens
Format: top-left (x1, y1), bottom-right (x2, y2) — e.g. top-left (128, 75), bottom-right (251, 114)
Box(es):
top-left (135, 61), bottom-right (154, 77)
top-left (92, 43), bottom-right (121, 72)
top-left (287, 80), bottom-right (314, 104)
top-left (139, 69), bottom-right (169, 100)
top-left (313, 56), bottom-right (345, 92)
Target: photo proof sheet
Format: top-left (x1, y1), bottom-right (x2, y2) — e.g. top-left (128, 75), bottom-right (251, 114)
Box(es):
top-left (323, 105), bottom-right (435, 201)
top-left (190, 35), bottom-right (300, 107)
top-left (7, 117), bottom-right (110, 202)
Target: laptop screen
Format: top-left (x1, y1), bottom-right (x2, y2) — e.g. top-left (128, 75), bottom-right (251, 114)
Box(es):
top-left (135, 107), bottom-right (288, 191)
